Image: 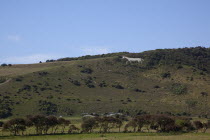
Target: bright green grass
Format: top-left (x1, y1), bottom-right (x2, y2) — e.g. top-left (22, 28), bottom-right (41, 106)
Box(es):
top-left (1, 133), bottom-right (210, 140)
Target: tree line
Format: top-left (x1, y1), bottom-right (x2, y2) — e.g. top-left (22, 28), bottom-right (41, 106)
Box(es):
top-left (81, 114), bottom-right (210, 133)
top-left (47, 47), bottom-right (210, 73)
top-left (127, 47), bottom-right (210, 72)
top-left (1, 114), bottom-right (210, 136)
top-left (1, 115), bottom-right (75, 136)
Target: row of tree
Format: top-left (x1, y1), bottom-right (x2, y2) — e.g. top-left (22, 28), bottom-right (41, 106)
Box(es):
top-left (55, 47), bottom-right (210, 72)
top-left (81, 116), bottom-right (123, 133)
top-left (1, 64), bottom-right (12, 67)
top-left (126, 47), bottom-right (210, 71)
top-left (81, 115), bottom-right (210, 133)
top-left (1, 114), bottom-right (210, 136)
top-left (1, 115), bottom-right (78, 136)
top-left (124, 115), bottom-right (210, 133)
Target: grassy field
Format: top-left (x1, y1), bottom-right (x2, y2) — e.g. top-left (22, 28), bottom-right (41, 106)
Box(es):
top-left (1, 133), bottom-right (210, 140)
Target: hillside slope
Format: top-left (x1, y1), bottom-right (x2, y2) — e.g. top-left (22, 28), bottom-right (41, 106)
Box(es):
top-left (0, 47), bottom-right (210, 118)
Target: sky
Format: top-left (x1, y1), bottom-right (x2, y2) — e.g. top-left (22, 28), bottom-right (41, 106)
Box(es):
top-left (0, 0), bottom-right (210, 64)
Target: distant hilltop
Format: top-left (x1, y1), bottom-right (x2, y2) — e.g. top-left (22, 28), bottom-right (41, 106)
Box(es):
top-left (47, 46), bottom-right (210, 72)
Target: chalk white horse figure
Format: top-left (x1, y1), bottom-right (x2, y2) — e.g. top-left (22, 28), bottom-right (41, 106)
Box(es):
top-left (122, 56), bottom-right (144, 64)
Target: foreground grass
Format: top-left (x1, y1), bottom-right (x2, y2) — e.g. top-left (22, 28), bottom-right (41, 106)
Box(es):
top-left (1, 133), bottom-right (210, 140)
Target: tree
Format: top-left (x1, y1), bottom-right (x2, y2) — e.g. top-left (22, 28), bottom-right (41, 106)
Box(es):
top-left (124, 119), bottom-right (137, 132)
top-left (97, 117), bottom-right (122, 133)
top-left (133, 116), bottom-right (146, 132)
top-left (28, 115), bottom-right (47, 135)
top-left (154, 115), bottom-right (175, 132)
top-left (1, 63), bottom-right (7, 67)
top-left (58, 118), bottom-right (71, 134)
top-left (68, 124), bottom-right (80, 133)
top-left (193, 121), bottom-right (203, 133)
top-left (81, 117), bottom-right (98, 133)
top-left (115, 118), bottom-right (123, 132)
top-left (24, 117), bottom-right (33, 135)
top-left (0, 121), bottom-right (4, 127)
top-left (40, 115), bottom-right (59, 134)
top-left (3, 118), bottom-right (26, 136)
top-left (202, 121), bottom-right (210, 133)
top-left (175, 118), bottom-right (194, 132)
top-left (46, 116), bottom-right (58, 134)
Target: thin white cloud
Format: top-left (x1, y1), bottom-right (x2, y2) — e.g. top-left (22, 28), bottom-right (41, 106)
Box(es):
top-left (81, 47), bottom-right (111, 55)
top-left (2, 54), bottom-right (61, 64)
top-left (7, 35), bottom-right (21, 41)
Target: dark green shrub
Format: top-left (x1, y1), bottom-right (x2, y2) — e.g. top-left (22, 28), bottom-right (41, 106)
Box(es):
top-left (46, 59), bottom-right (55, 62)
top-left (113, 56), bottom-right (123, 62)
top-left (1, 63), bottom-right (7, 67)
top-left (98, 81), bottom-right (107, 87)
top-left (0, 77), bottom-right (6, 83)
top-left (15, 78), bottom-right (22, 82)
top-left (154, 85), bottom-right (160, 88)
top-left (177, 65), bottom-right (183, 69)
top-left (81, 68), bottom-right (93, 74)
top-left (112, 84), bottom-right (124, 89)
top-left (38, 71), bottom-right (49, 76)
top-left (84, 77), bottom-right (95, 88)
top-left (38, 100), bottom-right (58, 115)
top-left (171, 83), bottom-right (187, 95)
top-left (134, 88), bottom-right (145, 92)
top-left (161, 71), bottom-right (171, 78)
top-left (86, 84), bottom-right (95, 88)
top-left (21, 85), bottom-right (31, 91)
top-left (0, 102), bottom-right (12, 118)
top-left (61, 107), bottom-right (74, 116)
top-left (0, 121), bottom-right (4, 127)
top-left (70, 80), bottom-right (81, 86)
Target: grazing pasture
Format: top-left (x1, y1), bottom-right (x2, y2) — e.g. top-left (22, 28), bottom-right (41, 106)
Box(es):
top-left (1, 133), bottom-right (210, 140)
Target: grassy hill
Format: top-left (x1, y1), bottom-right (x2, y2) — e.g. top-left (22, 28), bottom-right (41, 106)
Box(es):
top-left (0, 47), bottom-right (210, 118)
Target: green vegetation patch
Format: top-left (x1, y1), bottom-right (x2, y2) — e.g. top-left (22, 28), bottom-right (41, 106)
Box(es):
top-left (38, 100), bottom-right (58, 115)
top-left (171, 83), bottom-right (188, 95)
top-left (0, 77), bottom-right (6, 83)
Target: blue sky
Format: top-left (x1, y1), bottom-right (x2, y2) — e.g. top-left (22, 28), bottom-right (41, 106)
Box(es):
top-left (0, 0), bottom-right (210, 64)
